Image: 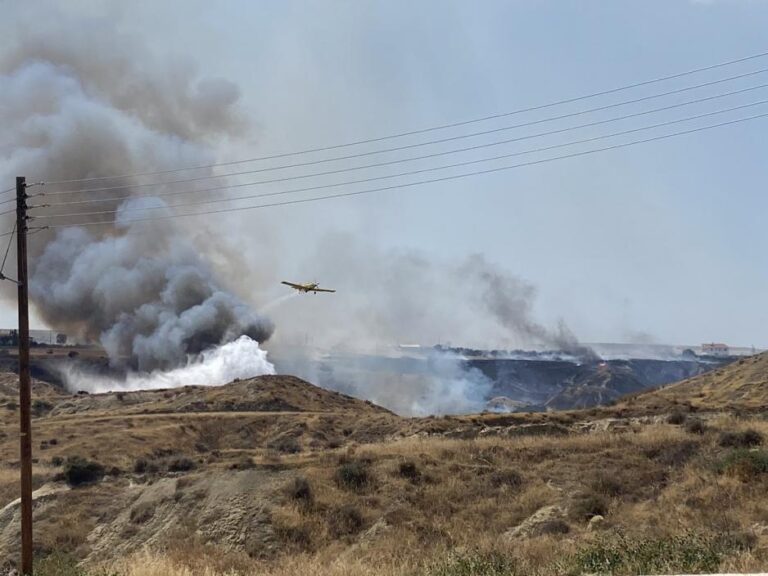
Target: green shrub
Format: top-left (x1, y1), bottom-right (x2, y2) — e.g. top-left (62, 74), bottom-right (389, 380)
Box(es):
top-left (63, 456), bottom-right (105, 487)
top-left (570, 531), bottom-right (751, 575)
top-left (36, 551), bottom-right (117, 576)
top-left (335, 460), bottom-right (371, 491)
top-left (719, 449), bottom-right (768, 481)
top-left (425, 551), bottom-right (518, 576)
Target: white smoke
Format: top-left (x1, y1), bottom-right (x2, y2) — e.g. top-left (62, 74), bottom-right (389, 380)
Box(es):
top-left (59, 336), bottom-right (274, 394)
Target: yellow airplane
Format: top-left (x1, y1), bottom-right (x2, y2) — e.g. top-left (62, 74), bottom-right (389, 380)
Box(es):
top-left (281, 281), bottom-right (336, 294)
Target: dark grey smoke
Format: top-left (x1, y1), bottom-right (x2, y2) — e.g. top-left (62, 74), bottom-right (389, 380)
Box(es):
top-left (461, 256), bottom-right (599, 360)
top-left (1, 24), bottom-right (273, 371)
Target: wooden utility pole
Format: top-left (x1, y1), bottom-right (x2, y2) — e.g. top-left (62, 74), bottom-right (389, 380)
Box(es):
top-left (16, 176), bottom-right (33, 575)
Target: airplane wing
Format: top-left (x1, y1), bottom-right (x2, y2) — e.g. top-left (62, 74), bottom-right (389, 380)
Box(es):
top-left (313, 288), bottom-right (336, 293)
top-left (281, 281), bottom-right (305, 289)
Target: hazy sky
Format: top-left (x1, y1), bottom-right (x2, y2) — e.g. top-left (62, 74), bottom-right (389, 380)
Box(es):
top-left (2, 1), bottom-right (767, 349)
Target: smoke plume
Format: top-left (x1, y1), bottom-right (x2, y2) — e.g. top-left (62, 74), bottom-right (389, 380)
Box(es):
top-left (0, 23), bottom-right (274, 377)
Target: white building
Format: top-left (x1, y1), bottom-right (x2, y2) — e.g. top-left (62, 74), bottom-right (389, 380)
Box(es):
top-left (701, 342), bottom-right (729, 356)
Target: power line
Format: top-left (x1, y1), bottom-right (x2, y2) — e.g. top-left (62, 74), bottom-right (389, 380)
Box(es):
top-left (36, 84), bottom-right (768, 208)
top-left (41, 68), bottom-right (768, 196)
top-left (32, 98), bottom-right (768, 220)
top-left (0, 222), bottom-right (18, 284)
top-left (41, 49), bottom-right (768, 186)
top-left (41, 110), bottom-right (768, 229)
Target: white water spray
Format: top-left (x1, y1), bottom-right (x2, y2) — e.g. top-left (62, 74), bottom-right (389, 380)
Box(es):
top-left (61, 336), bottom-right (275, 393)
top-left (260, 292), bottom-right (298, 313)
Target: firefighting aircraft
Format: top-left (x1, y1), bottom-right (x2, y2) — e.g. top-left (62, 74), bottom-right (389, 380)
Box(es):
top-left (281, 281), bottom-right (336, 294)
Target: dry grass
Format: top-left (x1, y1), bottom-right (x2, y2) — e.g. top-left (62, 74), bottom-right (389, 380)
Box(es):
top-left (4, 372), bottom-right (768, 575)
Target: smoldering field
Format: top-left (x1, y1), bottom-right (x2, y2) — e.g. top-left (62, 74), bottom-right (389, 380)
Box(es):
top-left (0, 19), bottom-right (600, 415)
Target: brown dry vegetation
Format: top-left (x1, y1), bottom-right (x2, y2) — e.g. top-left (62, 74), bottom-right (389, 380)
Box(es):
top-left (617, 351), bottom-right (768, 414)
top-left (2, 371), bottom-right (768, 575)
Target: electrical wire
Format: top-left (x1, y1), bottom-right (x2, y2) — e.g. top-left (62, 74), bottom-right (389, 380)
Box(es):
top-left (36, 85), bottom-right (768, 208)
top-left (0, 222), bottom-right (15, 277)
top-left (40, 68), bottom-right (768, 196)
top-left (33, 99), bottom-right (768, 219)
top-left (41, 110), bottom-right (768, 229)
top-left (40, 49), bottom-right (768, 186)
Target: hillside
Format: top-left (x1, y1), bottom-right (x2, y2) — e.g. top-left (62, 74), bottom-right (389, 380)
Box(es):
top-left (1, 365), bottom-right (768, 575)
top-left (619, 351), bottom-right (768, 413)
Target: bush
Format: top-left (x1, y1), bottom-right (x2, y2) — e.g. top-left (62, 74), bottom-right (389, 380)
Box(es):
top-left (719, 449), bottom-right (768, 481)
top-left (129, 501), bottom-right (155, 524)
top-left (684, 419), bottom-right (707, 435)
top-left (35, 552), bottom-right (119, 576)
top-left (329, 503), bottom-right (364, 537)
top-left (267, 436), bottom-right (302, 454)
top-left (51, 456), bottom-right (64, 467)
top-left (335, 460), bottom-right (371, 491)
top-left (719, 429), bottom-right (763, 448)
top-left (398, 460), bottom-right (420, 481)
top-left (231, 455), bottom-right (255, 470)
top-left (63, 456), bottom-right (105, 486)
top-left (167, 456), bottom-right (195, 472)
top-left (667, 410), bottom-right (687, 425)
top-left (643, 440), bottom-right (699, 467)
top-left (287, 476), bottom-right (314, 507)
top-left (571, 532), bottom-right (752, 575)
top-left (590, 474), bottom-right (623, 497)
top-left (133, 457), bottom-right (159, 474)
top-left (570, 492), bottom-right (609, 522)
top-left (425, 551), bottom-right (518, 576)
top-left (537, 519), bottom-right (571, 535)
top-left (489, 469), bottom-right (523, 489)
